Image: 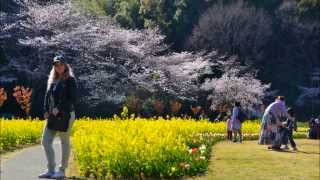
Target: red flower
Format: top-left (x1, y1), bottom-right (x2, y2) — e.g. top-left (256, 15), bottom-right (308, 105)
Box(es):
top-left (191, 147), bottom-right (199, 153)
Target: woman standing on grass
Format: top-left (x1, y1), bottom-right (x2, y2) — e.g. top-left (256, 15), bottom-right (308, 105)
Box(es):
top-left (39, 54), bottom-right (77, 179)
top-left (258, 96), bottom-right (288, 149)
top-left (231, 102), bottom-right (243, 143)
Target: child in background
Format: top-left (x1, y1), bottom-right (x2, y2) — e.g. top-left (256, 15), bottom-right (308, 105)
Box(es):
top-left (226, 115), bottom-right (233, 141)
top-left (282, 108), bottom-right (297, 150)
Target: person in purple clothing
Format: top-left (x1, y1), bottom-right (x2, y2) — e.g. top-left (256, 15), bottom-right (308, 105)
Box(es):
top-left (258, 96), bottom-right (288, 149)
top-left (231, 102), bottom-right (243, 143)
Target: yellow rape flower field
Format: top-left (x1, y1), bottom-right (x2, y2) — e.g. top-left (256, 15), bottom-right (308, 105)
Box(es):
top-left (0, 118), bottom-right (44, 152)
top-left (0, 117), bottom-right (309, 179)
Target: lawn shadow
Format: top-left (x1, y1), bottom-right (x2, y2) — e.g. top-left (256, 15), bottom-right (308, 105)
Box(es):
top-left (264, 148), bottom-right (320, 155)
top-left (297, 150), bottom-right (320, 155)
top-left (265, 148), bottom-right (296, 153)
top-left (66, 176), bottom-right (94, 180)
top-left (65, 175), bottom-right (186, 180)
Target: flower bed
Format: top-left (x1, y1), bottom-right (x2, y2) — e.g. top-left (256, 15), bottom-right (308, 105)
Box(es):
top-left (0, 117), bottom-right (308, 178)
top-left (72, 117), bottom-right (284, 178)
top-left (0, 118), bottom-right (44, 153)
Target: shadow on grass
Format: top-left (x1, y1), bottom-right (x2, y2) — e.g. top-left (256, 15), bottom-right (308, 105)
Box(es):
top-left (297, 150), bottom-right (320, 155)
top-left (66, 176), bottom-right (186, 180)
top-left (66, 176), bottom-right (87, 180)
top-left (265, 149), bottom-right (296, 153)
top-left (264, 148), bottom-right (320, 155)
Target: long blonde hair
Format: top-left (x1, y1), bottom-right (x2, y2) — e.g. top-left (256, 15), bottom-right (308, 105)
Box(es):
top-left (47, 63), bottom-right (74, 91)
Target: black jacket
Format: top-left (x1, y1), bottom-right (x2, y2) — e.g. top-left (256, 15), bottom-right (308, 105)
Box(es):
top-left (44, 77), bottom-right (77, 114)
top-left (285, 117), bottom-right (297, 132)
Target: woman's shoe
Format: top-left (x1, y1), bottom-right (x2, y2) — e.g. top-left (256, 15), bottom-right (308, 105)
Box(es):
top-left (38, 171), bottom-right (54, 178)
top-left (283, 145), bottom-right (289, 150)
top-left (51, 170), bottom-right (65, 179)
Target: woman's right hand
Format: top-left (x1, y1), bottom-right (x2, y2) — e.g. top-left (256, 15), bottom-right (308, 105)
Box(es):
top-left (44, 112), bottom-right (49, 119)
top-left (52, 108), bottom-right (59, 116)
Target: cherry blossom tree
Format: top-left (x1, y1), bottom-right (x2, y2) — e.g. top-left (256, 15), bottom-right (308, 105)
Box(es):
top-left (201, 62), bottom-right (270, 111)
top-left (1, 0), bottom-right (271, 116)
top-left (0, 0), bottom-right (215, 112)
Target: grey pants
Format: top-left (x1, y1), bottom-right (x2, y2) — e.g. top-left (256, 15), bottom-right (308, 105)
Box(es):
top-left (41, 112), bottom-right (75, 173)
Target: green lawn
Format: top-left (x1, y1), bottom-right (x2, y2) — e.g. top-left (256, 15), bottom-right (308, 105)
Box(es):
top-left (187, 139), bottom-right (320, 180)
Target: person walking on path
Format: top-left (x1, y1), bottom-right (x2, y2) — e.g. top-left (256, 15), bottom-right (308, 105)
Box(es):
top-left (231, 102), bottom-right (243, 143)
top-left (39, 54), bottom-right (77, 179)
top-left (258, 96), bottom-right (288, 150)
